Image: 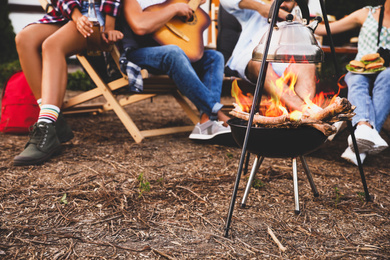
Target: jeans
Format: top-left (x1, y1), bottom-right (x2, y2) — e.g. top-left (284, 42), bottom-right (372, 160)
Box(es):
top-left (80, 1), bottom-right (105, 26)
top-left (345, 69), bottom-right (390, 131)
top-left (127, 45), bottom-right (224, 120)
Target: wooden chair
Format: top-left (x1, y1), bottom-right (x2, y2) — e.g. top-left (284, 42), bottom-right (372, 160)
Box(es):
top-left (39, 0), bottom-right (200, 143)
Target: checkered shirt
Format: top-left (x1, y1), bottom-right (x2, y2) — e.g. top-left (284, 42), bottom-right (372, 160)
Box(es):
top-left (356, 6), bottom-right (390, 60)
top-left (119, 49), bottom-right (144, 93)
top-left (37, 0), bottom-right (121, 25)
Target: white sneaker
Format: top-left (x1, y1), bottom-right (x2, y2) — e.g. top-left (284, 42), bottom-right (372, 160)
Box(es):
top-left (327, 121), bottom-right (344, 141)
top-left (189, 120), bottom-right (231, 140)
top-left (348, 124), bottom-right (388, 154)
top-left (341, 147), bottom-right (366, 166)
top-left (368, 131), bottom-right (388, 155)
top-left (348, 124), bottom-right (376, 153)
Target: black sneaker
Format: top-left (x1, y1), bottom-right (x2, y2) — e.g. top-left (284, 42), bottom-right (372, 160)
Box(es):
top-left (56, 113), bottom-right (74, 143)
top-left (13, 122), bottom-right (61, 166)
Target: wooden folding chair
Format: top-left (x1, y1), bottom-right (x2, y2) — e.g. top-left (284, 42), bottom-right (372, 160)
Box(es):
top-left (39, 0), bottom-right (200, 143)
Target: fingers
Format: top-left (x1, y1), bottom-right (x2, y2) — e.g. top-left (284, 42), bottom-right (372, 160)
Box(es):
top-left (76, 16), bottom-right (93, 38)
top-left (102, 30), bottom-right (124, 44)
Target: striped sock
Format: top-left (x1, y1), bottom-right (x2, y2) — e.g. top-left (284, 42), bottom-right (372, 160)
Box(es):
top-left (37, 98), bottom-right (42, 108)
top-left (38, 104), bottom-right (60, 123)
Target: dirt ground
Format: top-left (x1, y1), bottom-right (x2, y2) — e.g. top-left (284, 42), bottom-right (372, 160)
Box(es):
top-left (1, 94), bottom-right (390, 259)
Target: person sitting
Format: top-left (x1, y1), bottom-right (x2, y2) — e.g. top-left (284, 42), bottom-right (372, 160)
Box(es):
top-left (315, 1), bottom-right (390, 165)
top-left (120, 0), bottom-right (231, 141)
top-left (13, 0), bottom-right (124, 166)
top-left (219, 0), bottom-right (318, 112)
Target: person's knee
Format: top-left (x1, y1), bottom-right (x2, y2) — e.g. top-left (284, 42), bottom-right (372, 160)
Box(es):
top-left (41, 36), bottom-right (60, 56)
top-left (163, 45), bottom-right (186, 60)
top-left (375, 69), bottom-right (390, 82)
top-left (15, 30), bottom-right (37, 53)
top-left (205, 50), bottom-right (224, 65)
top-left (161, 45), bottom-right (189, 68)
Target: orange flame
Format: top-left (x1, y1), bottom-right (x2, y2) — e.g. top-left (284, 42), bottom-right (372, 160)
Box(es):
top-left (231, 60), bottom-right (340, 118)
top-left (231, 79), bottom-right (253, 113)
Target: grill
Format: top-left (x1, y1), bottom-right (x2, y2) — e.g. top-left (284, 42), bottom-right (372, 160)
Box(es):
top-left (223, 0), bottom-right (372, 238)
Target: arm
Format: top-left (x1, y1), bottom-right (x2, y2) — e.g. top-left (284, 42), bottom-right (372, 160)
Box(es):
top-left (238, 0), bottom-right (290, 20)
top-left (102, 15), bottom-right (124, 44)
top-left (123, 0), bottom-right (194, 35)
top-left (315, 8), bottom-right (368, 36)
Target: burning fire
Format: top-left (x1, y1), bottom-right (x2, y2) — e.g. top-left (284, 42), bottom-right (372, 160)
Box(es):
top-left (231, 64), bottom-right (340, 121)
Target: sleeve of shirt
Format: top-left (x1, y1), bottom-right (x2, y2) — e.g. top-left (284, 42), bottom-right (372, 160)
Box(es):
top-left (51, 0), bottom-right (81, 21)
top-left (220, 0), bottom-right (242, 13)
top-left (100, 0), bottom-right (122, 17)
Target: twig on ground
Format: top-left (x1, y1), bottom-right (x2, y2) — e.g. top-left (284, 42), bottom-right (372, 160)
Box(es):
top-left (151, 247), bottom-right (176, 260)
top-left (267, 226), bottom-right (287, 252)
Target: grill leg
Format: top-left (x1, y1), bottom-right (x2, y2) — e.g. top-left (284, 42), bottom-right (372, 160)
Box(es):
top-left (299, 155), bottom-right (319, 197)
top-left (241, 155), bottom-right (264, 208)
top-left (292, 158), bottom-right (300, 214)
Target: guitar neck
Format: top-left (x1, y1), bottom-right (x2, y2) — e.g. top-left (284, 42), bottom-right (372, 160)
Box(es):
top-left (188, 0), bottom-right (202, 11)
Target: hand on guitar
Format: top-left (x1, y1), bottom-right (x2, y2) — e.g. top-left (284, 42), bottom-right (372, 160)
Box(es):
top-left (173, 3), bottom-right (194, 21)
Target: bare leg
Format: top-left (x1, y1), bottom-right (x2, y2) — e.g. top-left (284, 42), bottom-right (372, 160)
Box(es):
top-left (287, 63), bottom-right (317, 101)
top-left (246, 60), bottom-right (317, 111)
top-left (15, 24), bottom-right (61, 99)
top-left (40, 21), bottom-right (87, 107)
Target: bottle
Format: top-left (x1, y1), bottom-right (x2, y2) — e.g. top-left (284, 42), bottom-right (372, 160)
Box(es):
top-left (86, 0), bottom-right (102, 56)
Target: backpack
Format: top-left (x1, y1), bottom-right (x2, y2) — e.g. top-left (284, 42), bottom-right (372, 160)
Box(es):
top-left (0, 71), bottom-right (39, 134)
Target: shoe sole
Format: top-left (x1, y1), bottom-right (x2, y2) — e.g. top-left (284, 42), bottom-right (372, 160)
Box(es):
top-left (189, 131), bottom-right (231, 140)
top-left (368, 145), bottom-right (388, 155)
top-left (58, 132), bottom-right (75, 143)
top-left (13, 146), bottom-right (62, 166)
top-left (350, 139), bottom-right (375, 153)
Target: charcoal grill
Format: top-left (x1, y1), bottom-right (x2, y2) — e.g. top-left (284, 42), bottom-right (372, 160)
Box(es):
top-left (224, 0), bottom-right (372, 237)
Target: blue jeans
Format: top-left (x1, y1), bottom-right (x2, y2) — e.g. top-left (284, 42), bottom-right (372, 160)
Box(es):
top-left (345, 69), bottom-right (390, 131)
top-left (126, 45), bottom-right (224, 120)
top-left (80, 1), bottom-right (105, 26)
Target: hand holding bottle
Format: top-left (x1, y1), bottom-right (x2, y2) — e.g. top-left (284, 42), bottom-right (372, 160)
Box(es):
top-left (75, 15), bottom-right (94, 38)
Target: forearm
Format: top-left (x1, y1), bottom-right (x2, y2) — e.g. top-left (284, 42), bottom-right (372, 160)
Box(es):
top-left (104, 15), bottom-right (116, 31)
top-left (123, 0), bottom-right (181, 35)
top-left (70, 8), bottom-right (83, 22)
top-left (315, 9), bottom-right (366, 36)
top-left (238, 0), bottom-right (270, 17)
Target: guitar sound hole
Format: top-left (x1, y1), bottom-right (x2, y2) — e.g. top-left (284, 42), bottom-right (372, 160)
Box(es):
top-left (180, 13), bottom-right (197, 25)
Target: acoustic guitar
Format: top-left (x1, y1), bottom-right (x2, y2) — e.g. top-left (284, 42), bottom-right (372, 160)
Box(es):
top-left (145, 0), bottom-right (211, 62)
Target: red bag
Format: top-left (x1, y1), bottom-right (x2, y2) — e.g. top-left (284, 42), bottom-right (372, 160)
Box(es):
top-left (0, 71), bottom-right (39, 134)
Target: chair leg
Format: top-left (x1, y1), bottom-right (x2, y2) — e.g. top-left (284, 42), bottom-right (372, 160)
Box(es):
top-left (292, 158), bottom-right (300, 215)
top-left (241, 155), bottom-right (264, 208)
top-left (299, 155), bottom-right (319, 197)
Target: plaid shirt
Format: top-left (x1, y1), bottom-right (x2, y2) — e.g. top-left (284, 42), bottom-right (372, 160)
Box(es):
top-left (37, 0), bottom-right (121, 24)
top-left (356, 5), bottom-right (390, 60)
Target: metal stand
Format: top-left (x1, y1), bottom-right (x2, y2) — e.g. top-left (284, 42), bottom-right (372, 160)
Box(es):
top-left (240, 155), bottom-right (318, 215)
top-left (320, 0), bottom-right (371, 201)
top-left (346, 121), bottom-right (372, 201)
top-left (223, 0), bottom-right (372, 237)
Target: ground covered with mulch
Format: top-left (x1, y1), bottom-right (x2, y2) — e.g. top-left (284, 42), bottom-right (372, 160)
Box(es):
top-left (1, 94), bottom-right (390, 259)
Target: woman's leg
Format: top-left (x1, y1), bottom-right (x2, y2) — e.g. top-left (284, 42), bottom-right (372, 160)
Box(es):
top-left (40, 21), bottom-right (87, 107)
top-left (344, 72), bottom-right (374, 127)
top-left (15, 23), bottom-right (61, 99)
top-left (372, 69), bottom-right (390, 131)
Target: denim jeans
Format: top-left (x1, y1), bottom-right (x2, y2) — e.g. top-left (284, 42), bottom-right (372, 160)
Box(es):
top-left (80, 1), bottom-right (105, 26)
top-left (126, 45), bottom-right (224, 120)
top-left (345, 69), bottom-right (390, 131)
